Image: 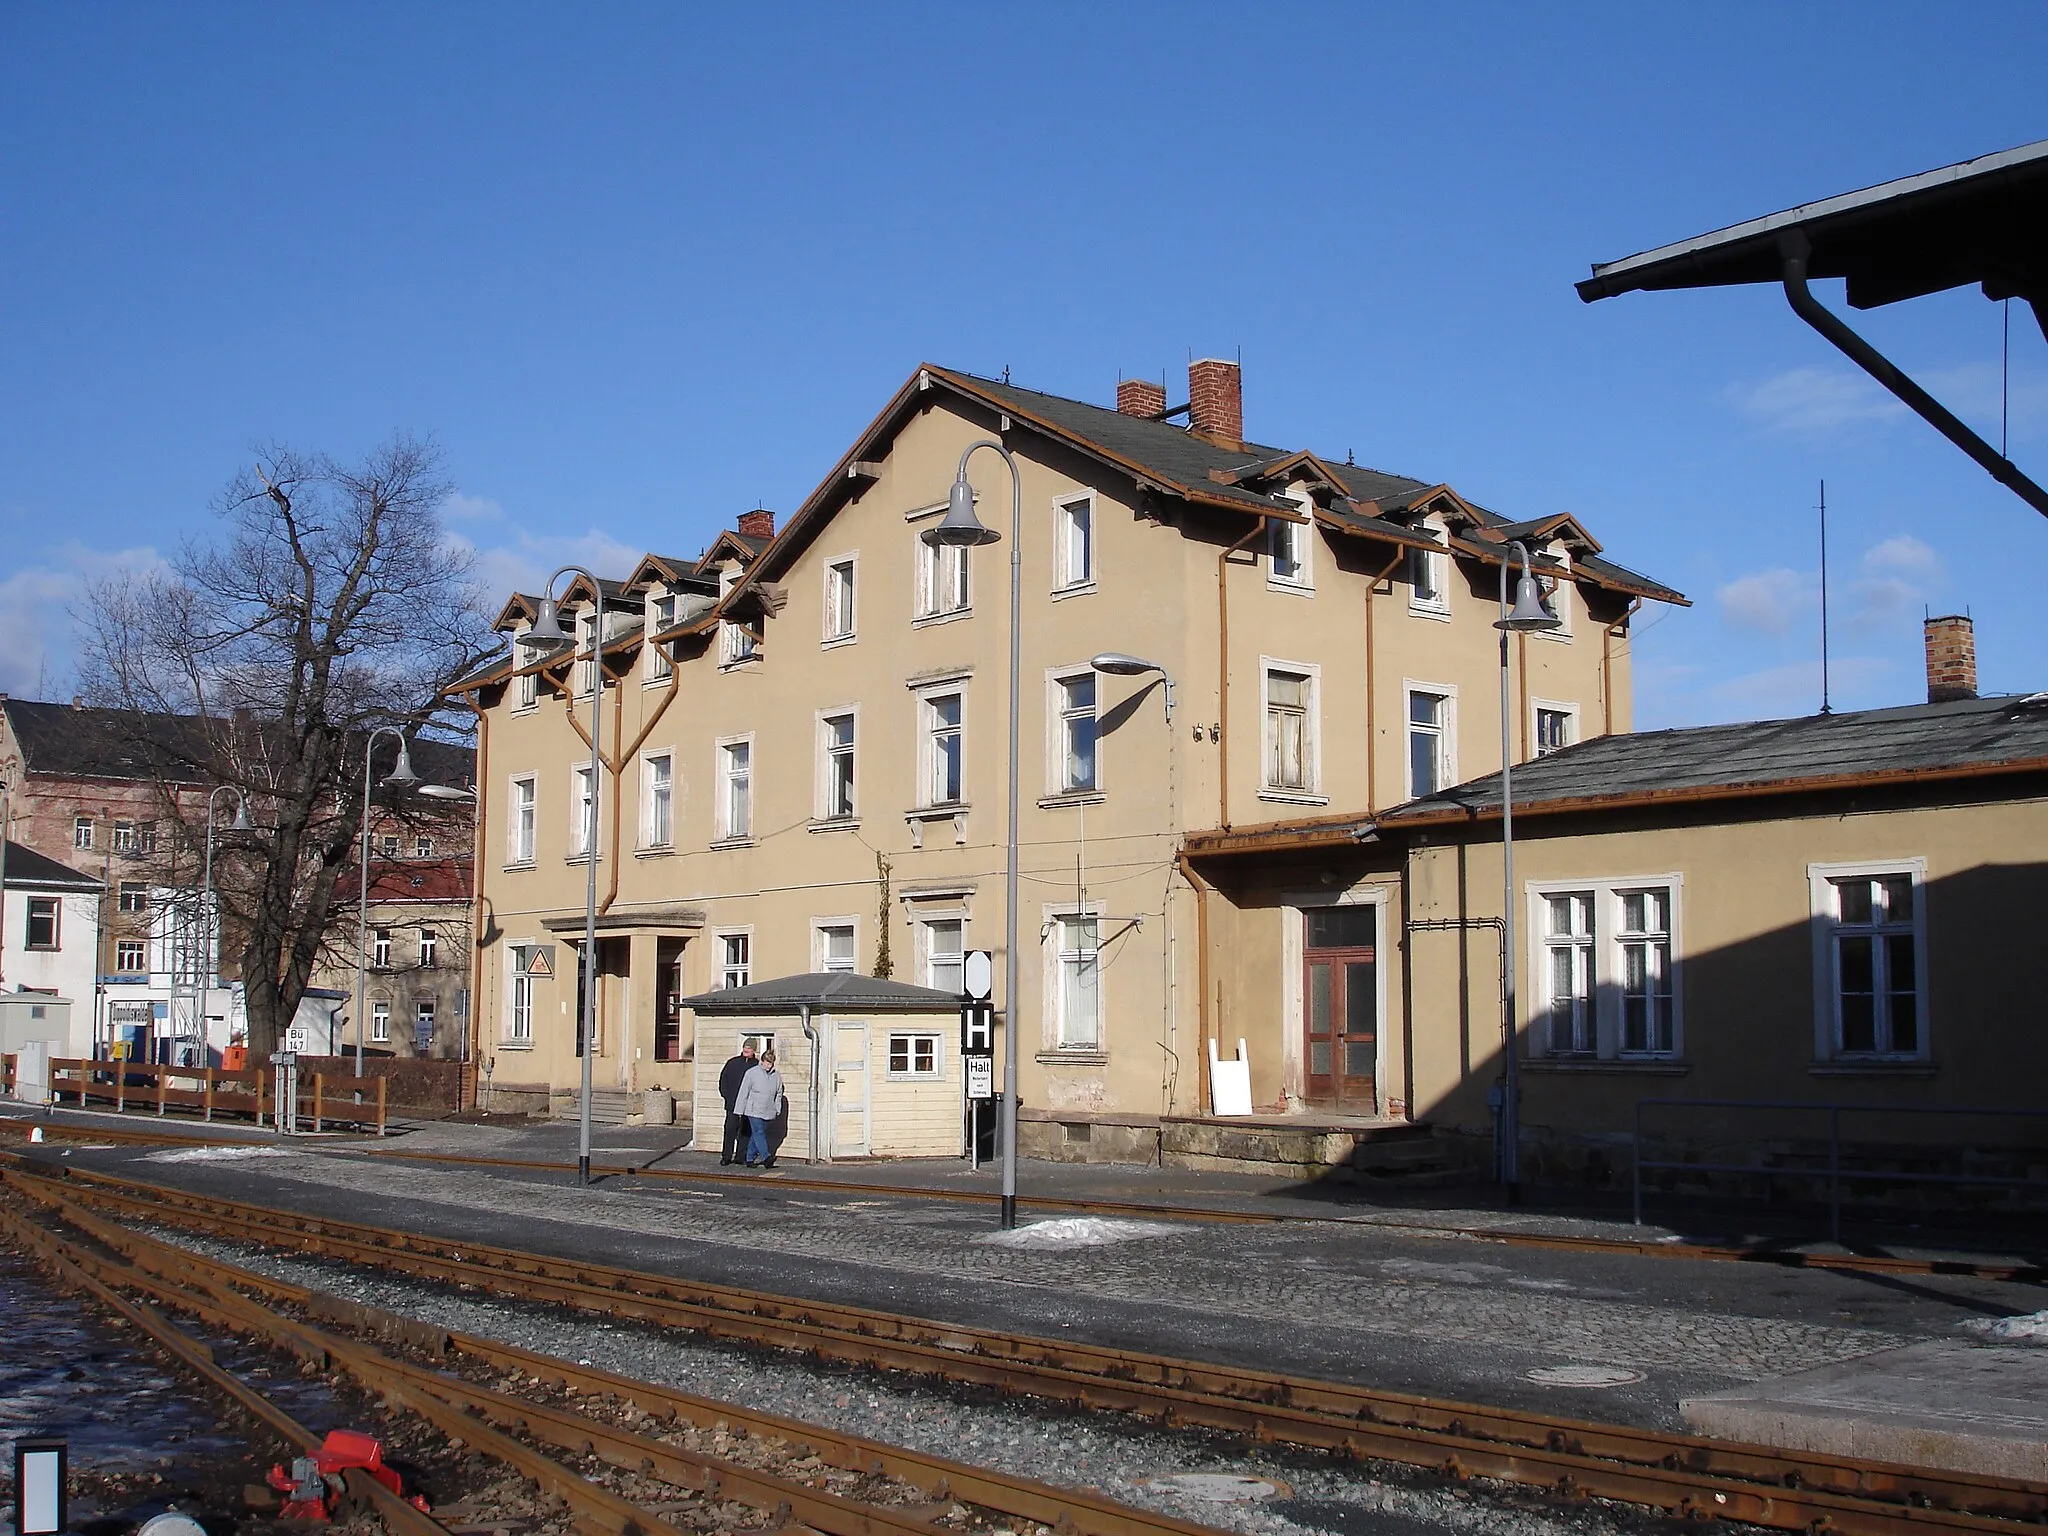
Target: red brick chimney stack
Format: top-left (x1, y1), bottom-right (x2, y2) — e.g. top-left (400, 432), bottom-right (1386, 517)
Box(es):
top-left (1924, 614), bottom-right (1977, 703)
top-left (736, 509), bottom-right (776, 541)
top-left (1117, 377), bottom-right (1167, 419)
top-left (1187, 358), bottom-right (1243, 447)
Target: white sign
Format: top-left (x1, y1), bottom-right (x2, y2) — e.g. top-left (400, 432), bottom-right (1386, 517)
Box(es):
top-left (963, 949), bottom-right (994, 1000)
top-left (965, 1054), bottom-right (994, 1100)
top-left (284, 1027), bottom-right (310, 1054)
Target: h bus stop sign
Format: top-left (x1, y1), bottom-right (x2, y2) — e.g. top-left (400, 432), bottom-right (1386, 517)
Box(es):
top-left (961, 948), bottom-right (995, 1101)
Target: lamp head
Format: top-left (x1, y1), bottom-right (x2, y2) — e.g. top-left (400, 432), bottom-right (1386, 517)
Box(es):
top-left (418, 783), bottom-right (475, 801)
top-left (926, 471), bottom-right (1000, 548)
top-left (1499, 570), bottom-right (1562, 632)
top-left (526, 596), bottom-right (568, 644)
top-left (230, 796), bottom-right (253, 832)
top-left (1090, 652), bottom-right (1164, 676)
top-left (382, 738), bottom-right (420, 788)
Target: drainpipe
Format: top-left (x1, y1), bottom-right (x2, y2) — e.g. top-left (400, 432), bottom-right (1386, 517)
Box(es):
top-left (1779, 231), bottom-right (2048, 520)
top-left (1175, 852), bottom-right (1215, 1116)
top-left (798, 1002), bottom-right (821, 1164)
top-left (1216, 520), bottom-right (1266, 830)
top-left (1599, 598), bottom-right (1641, 738)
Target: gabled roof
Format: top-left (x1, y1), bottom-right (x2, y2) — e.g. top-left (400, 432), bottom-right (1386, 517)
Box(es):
top-left (621, 555), bottom-right (720, 598)
top-left (361, 857), bottom-right (473, 904)
top-left (4, 699), bottom-right (213, 783)
top-left (676, 971), bottom-right (963, 1015)
top-left (2, 840), bottom-right (102, 890)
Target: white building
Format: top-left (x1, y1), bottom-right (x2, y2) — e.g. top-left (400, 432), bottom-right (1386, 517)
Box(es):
top-left (1, 839), bottom-right (101, 1058)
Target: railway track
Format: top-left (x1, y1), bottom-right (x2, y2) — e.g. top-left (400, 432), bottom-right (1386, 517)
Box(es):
top-left (0, 1177), bottom-right (1237, 1536)
top-left (9, 1158), bottom-right (2045, 1535)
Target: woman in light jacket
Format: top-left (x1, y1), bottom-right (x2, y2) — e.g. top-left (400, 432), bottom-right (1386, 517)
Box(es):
top-left (733, 1045), bottom-right (786, 1168)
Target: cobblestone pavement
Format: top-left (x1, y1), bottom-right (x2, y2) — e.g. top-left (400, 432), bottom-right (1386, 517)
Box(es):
top-left (143, 1144), bottom-right (1909, 1381)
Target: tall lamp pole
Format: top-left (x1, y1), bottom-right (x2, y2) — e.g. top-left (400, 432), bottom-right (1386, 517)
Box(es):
top-left (1496, 540), bottom-right (1563, 1199)
top-left (356, 727), bottom-right (421, 1076)
top-left (523, 566), bottom-right (605, 1186)
top-left (925, 442), bottom-right (1023, 1228)
top-left (201, 785), bottom-right (251, 1062)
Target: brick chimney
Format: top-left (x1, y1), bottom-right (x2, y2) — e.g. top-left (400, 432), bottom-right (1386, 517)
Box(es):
top-left (1188, 358), bottom-right (1242, 447)
top-left (1924, 614), bottom-right (1977, 703)
top-left (736, 509), bottom-right (775, 541)
top-left (1117, 377), bottom-right (1167, 419)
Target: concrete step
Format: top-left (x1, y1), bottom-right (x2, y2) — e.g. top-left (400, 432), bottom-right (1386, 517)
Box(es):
top-left (549, 1088), bottom-right (640, 1126)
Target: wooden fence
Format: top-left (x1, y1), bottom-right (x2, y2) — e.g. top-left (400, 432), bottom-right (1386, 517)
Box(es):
top-left (35, 1057), bottom-right (388, 1136)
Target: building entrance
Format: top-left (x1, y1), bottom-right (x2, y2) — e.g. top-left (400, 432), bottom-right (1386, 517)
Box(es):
top-left (1302, 905), bottom-right (1377, 1109)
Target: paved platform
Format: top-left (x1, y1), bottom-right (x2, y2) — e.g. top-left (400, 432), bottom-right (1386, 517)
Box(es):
top-left (1681, 1339), bottom-right (2048, 1480)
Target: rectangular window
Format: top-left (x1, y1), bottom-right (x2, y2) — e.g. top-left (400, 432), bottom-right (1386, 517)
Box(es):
top-left (419, 928), bottom-right (438, 969)
top-left (415, 835), bottom-right (434, 858)
top-left (1617, 888), bottom-right (1674, 1055)
top-left (508, 946), bottom-right (534, 1042)
top-left (888, 1032), bottom-right (941, 1077)
top-left (575, 611), bottom-right (596, 697)
top-left (371, 1000), bottom-right (391, 1042)
top-left (923, 919), bottom-right (964, 994)
top-left (918, 535), bottom-right (970, 618)
top-left (118, 882), bottom-right (149, 913)
top-left (824, 558), bottom-right (856, 641)
top-left (1543, 892), bottom-right (1595, 1055)
top-left (116, 939), bottom-right (147, 973)
top-left (510, 775), bottom-right (537, 864)
top-left (1265, 668), bottom-right (1314, 792)
top-left (137, 822), bottom-right (158, 854)
top-left (646, 594), bottom-right (677, 680)
top-left (1823, 870), bottom-right (1921, 1056)
top-left (26, 897), bottom-right (63, 950)
top-left (570, 765), bottom-right (597, 856)
top-left (1407, 689), bottom-right (1450, 798)
top-left (1056, 673), bottom-right (1097, 792)
top-left (1408, 543), bottom-right (1449, 613)
top-left (925, 690), bottom-right (964, 805)
top-left (74, 817), bottom-right (94, 851)
top-left (719, 932), bottom-right (751, 990)
top-left (415, 1000), bottom-right (436, 1050)
top-left (717, 740), bottom-right (752, 840)
top-left (113, 820), bottom-right (136, 853)
top-left (817, 922), bottom-right (856, 973)
top-left (1056, 915), bottom-right (1102, 1049)
top-left (644, 753), bottom-right (674, 847)
top-left (822, 713), bottom-right (855, 819)
top-left (372, 929), bottom-right (392, 969)
top-left (1269, 511), bottom-right (1312, 589)
top-left (1055, 495), bottom-right (1093, 590)
top-left (720, 620), bottom-right (758, 665)
top-left (1535, 706), bottom-right (1576, 758)
top-left (380, 834), bottom-right (400, 857)
top-left (516, 639), bottom-right (539, 709)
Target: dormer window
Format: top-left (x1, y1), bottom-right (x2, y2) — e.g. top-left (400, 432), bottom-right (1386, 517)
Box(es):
top-left (646, 593), bottom-right (676, 681)
top-left (514, 630), bottom-right (539, 710)
top-left (1408, 524), bottom-right (1450, 618)
top-left (1267, 498), bottom-right (1314, 592)
top-left (574, 610), bottom-right (596, 696)
top-left (720, 621), bottom-right (759, 666)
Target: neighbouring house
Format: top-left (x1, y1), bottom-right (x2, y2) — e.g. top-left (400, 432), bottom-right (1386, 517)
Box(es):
top-left (1183, 616), bottom-right (2048, 1194)
top-left (336, 855), bottom-right (476, 1059)
top-left (1, 840), bottom-right (101, 1058)
top-left (449, 359), bottom-right (1682, 1165)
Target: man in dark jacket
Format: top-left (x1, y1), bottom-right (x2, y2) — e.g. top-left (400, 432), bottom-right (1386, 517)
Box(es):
top-left (717, 1038), bottom-right (758, 1165)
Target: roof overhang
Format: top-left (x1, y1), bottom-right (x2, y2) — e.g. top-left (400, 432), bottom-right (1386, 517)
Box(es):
top-left (542, 904), bottom-right (706, 936)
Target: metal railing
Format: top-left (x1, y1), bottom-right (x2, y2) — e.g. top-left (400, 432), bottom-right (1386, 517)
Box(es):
top-left (1632, 1096), bottom-right (2048, 1241)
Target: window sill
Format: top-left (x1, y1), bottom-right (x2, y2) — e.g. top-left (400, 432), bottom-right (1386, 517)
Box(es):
top-left (709, 835), bottom-right (756, 851)
top-left (634, 845), bottom-right (677, 859)
top-left (1522, 1058), bottom-right (1691, 1075)
top-left (1036, 1049), bottom-right (1108, 1067)
top-left (821, 632), bottom-right (857, 650)
top-left (904, 804), bottom-right (969, 849)
top-left (1258, 789), bottom-right (1330, 807)
top-left (1266, 579), bottom-right (1316, 598)
top-left (642, 674), bottom-right (674, 688)
top-left (911, 608), bottom-right (973, 630)
top-left (498, 1041), bottom-right (534, 1051)
top-left (563, 853), bottom-right (599, 865)
top-left (1809, 1060), bottom-right (1938, 1078)
top-left (809, 816), bottom-right (861, 835)
top-left (503, 860), bottom-right (536, 873)
top-left (1407, 602), bottom-right (1452, 623)
top-left (717, 658), bottom-right (762, 673)
top-left (906, 802), bottom-right (970, 819)
top-left (1038, 791), bottom-right (1105, 810)
top-left (1050, 582), bottom-right (1097, 602)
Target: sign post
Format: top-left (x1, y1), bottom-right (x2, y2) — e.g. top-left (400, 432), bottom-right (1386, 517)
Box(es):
top-left (961, 950), bottom-right (996, 1169)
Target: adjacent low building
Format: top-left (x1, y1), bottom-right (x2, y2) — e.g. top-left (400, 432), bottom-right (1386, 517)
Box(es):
top-left (1, 840), bottom-right (100, 1058)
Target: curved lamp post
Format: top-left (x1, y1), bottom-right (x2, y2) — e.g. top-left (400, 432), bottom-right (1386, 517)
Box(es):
top-left (200, 785), bottom-right (251, 1060)
top-left (1495, 540), bottom-right (1563, 1199)
top-left (524, 565), bottom-right (605, 1186)
top-left (1089, 653), bottom-right (1175, 721)
top-left (925, 442), bottom-right (1022, 1228)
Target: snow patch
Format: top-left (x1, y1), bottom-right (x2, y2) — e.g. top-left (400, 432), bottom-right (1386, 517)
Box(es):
top-left (143, 1145), bottom-right (290, 1164)
top-left (1963, 1310), bottom-right (2048, 1344)
top-left (977, 1217), bottom-right (1179, 1249)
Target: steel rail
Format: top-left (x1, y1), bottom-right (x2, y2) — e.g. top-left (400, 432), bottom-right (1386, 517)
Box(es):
top-left (6, 1181), bottom-right (1234, 1536)
top-left (17, 1162), bottom-right (2046, 1534)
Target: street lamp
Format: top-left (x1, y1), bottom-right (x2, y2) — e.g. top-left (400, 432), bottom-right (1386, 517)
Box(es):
top-left (926, 442), bottom-right (1022, 1228)
top-left (525, 566), bottom-right (605, 1186)
top-left (1495, 540), bottom-right (1562, 1200)
top-left (355, 726), bottom-right (421, 1079)
top-left (1089, 653), bottom-right (1175, 721)
top-left (199, 785), bottom-right (251, 1062)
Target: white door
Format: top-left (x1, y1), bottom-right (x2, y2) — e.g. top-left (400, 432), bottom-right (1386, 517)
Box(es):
top-left (15, 1040), bottom-right (50, 1104)
top-left (833, 1021), bottom-right (869, 1157)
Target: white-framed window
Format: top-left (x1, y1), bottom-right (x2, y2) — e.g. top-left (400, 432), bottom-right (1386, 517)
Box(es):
top-left (1262, 662), bottom-right (1320, 795)
top-left (1406, 685), bottom-right (1454, 798)
top-left (24, 897), bottom-right (58, 951)
top-left (416, 999), bottom-right (436, 1048)
top-left (1053, 493), bottom-right (1094, 592)
top-left (717, 931), bottom-right (751, 990)
top-left (1810, 862), bottom-right (1926, 1060)
top-left (887, 1032), bottom-right (941, 1078)
top-left (380, 834), bottom-right (401, 857)
top-left (574, 610), bottom-right (596, 697)
top-left (419, 928), bottom-right (438, 969)
top-left (112, 819), bottom-right (137, 852)
top-left (1051, 670), bottom-right (1098, 793)
top-left (1407, 534), bottom-right (1450, 615)
top-left (920, 687), bottom-right (965, 806)
top-left (1267, 507), bottom-right (1313, 591)
top-left (73, 817), bottom-right (94, 851)
top-left (1533, 702), bottom-right (1578, 758)
top-left (509, 775), bottom-right (537, 865)
top-left (823, 556), bottom-right (857, 642)
top-left (507, 943), bottom-right (534, 1043)
top-left (715, 737), bottom-right (753, 841)
top-left (137, 822), bottom-right (158, 854)
top-left (515, 637), bottom-right (539, 710)
top-left (820, 711), bottom-right (856, 820)
top-left (1529, 877), bottom-right (1684, 1061)
top-left (1053, 912), bottom-right (1103, 1049)
top-left (372, 928), bottom-right (392, 969)
top-left (642, 752), bottom-right (674, 848)
top-left (814, 920), bottom-right (856, 973)
top-left (646, 593), bottom-right (677, 681)
top-left (921, 918), bottom-right (964, 994)
top-left (370, 999), bottom-right (391, 1042)
top-left (118, 881), bottom-right (149, 913)
top-left (720, 620), bottom-right (758, 666)
top-left (917, 532), bottom-right (971, 619)
top-left (570, 764), bottom-right (598, 857)
top-left (1536, 570), bottom-right (1573, 638)
top-left (116, 939), bottom-right (147, 973)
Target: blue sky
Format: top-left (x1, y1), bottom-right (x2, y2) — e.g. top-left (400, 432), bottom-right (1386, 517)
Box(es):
top-left (3, 4), bottom-right (2043, 727)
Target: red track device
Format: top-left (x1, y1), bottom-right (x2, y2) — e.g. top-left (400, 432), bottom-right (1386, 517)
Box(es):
top-left (266, 1431), bottom-right (429, 1520)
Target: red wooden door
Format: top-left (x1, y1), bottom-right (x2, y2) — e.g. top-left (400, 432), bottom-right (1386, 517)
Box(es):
top-left (1303, 906), bottom-right (1377, 1108)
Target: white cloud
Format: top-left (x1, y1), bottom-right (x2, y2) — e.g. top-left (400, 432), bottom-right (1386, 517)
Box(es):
top-left (440, 491), bottom-right (507, 524)
top-left (446, 524), bottom-right (644, 608)
top-left (1645, 655), bottom-right (1899, 728)
top-left (1847, 533), bottom-right (1945, 629)
top-left (1717, 567), bottom-right (1814, 637)
top-left (0, 540), bottom-right (166, 698)
top-left (1724, 366), bottom-right (1907, 438)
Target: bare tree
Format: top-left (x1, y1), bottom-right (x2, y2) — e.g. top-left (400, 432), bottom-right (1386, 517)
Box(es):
top-left (77, 435), bottom-right (497, 1056)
